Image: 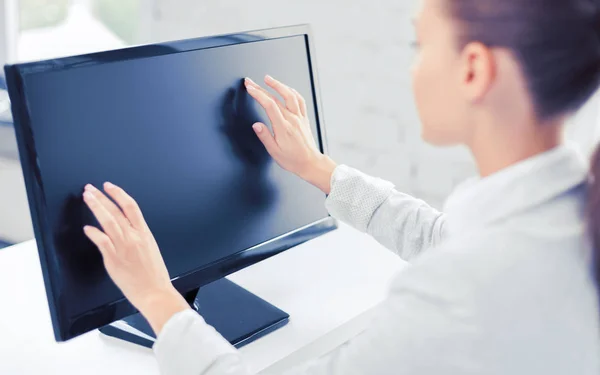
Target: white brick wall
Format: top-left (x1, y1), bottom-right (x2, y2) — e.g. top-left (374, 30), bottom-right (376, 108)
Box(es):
top-left (149, 0), bottom-right (600, 209)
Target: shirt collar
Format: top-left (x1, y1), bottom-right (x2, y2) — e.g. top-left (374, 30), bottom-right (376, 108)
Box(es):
top-left (443, 143), bottom-right (589, 236)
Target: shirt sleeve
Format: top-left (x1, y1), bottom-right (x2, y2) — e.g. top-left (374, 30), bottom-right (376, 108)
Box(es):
top-left (153, 258), bottom-right (475, 375)
top-left (325, 165), bottom-right (447, 260)
top-left (153, 309), bottom-right (246, 375)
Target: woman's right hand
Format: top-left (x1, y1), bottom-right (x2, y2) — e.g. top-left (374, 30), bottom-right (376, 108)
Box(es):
top-left (245, 75), bottom-right (337, 194)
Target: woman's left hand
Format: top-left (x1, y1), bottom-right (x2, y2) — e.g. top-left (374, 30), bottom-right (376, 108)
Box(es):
top-left (82, 182), bottom-right (189, 334)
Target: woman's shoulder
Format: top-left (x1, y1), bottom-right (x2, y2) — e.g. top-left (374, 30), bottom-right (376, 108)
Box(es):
top-left (399, 225), bottom-right (592, 291)
top-left (389, 225), bottom-right (598, 327)
top-left (383, 225), bottom-right (600, 373)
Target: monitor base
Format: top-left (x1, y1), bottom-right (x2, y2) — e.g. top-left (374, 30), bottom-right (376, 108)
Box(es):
top-left (99, 278), bottom-right (289, 349)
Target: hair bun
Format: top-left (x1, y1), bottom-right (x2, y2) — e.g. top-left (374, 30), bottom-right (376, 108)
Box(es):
top-left (595, 4), bottom-right (600, 37)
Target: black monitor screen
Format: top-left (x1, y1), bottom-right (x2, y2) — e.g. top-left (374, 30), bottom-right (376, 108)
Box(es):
top-left (7, 28), bottom-right (333, 340)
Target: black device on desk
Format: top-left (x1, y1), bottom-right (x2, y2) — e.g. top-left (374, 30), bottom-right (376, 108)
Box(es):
top-left (4, 25), bottom-right (337, 347)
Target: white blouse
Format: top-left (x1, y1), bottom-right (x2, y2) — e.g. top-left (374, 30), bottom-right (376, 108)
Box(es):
top-left (153, 144), bottom-right (600, 374)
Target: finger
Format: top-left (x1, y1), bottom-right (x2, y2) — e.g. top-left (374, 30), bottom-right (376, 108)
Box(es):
top-left (245, 78), bottom-right (289, 113)
top-left (103, 182), bottom-right (148, 231)
top-left (264, 75), bottom-right (300, 115)
top-left (84, 225), bottom-right (116, 258)
top-left (245, 78), bottom-right (300, 127)
top-left (244, 77), bottom-right (281, 105)
top-left (245, 84), bottom-right (288, 136)
top-left (252, 122), bottom-right (280, 156)
top-left (84, 184), bottom-right (131, 230)
top-left (84, 190), bottom-right (124, 241)
top-left (291, 88), bottom-right (308, 117)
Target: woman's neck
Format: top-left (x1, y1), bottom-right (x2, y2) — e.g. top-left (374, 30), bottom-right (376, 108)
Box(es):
top-left (468, 119), bottom-right (564, 178)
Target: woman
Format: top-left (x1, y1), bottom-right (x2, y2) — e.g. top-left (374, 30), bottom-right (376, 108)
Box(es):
top-left (81, 0), bottom-right (600, 373)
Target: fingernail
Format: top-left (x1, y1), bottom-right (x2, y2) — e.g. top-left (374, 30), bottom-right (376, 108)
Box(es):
top-left (245, 77), bottom-right (254, 85)
top-left (253, 123), bottom-right (263, 133)
top-left (83, 225), bottom-right (91, 232)
top-left (247, 85), bottom-right (256, 91)
top-left (104, 182), bottom-right (115, 189)
top-left (265, 75), bottom-right (274, 82)
top-left (83, 191), bottom-right (94, 200)
top-left (85, 184), bottom-right (96, 191)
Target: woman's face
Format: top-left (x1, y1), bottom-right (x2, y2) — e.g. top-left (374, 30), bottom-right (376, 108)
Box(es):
top-left (411, 0), bottom-right (472, 146)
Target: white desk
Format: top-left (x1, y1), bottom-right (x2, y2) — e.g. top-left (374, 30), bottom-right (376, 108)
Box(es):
top-left (0, 223), bottom-right (406, 374)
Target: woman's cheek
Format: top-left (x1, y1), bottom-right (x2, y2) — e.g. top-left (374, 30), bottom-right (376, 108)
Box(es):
top-left (412, 55), bottom-right (432, 135)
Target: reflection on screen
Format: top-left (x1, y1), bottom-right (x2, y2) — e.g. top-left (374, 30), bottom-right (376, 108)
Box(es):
top-left (22, 36), bottom-right (328, 318)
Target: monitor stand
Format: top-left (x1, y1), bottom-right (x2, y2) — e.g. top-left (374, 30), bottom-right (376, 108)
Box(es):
top-left (99, 278), bottom-right (290, 349)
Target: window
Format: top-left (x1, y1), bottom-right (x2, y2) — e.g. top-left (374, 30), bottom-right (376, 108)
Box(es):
top-left (17, 0), bottom-right (148, 62)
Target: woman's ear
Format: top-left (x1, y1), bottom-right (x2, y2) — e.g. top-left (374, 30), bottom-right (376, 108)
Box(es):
top-left (459, 41), bottom-right (496, 103)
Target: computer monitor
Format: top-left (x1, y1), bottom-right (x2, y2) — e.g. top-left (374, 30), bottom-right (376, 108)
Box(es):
top-left (4, 25), bottom-right (337, 346)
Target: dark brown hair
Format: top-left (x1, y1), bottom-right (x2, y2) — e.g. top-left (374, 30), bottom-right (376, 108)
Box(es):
top-left (446, 0), bottom-right (600, 281)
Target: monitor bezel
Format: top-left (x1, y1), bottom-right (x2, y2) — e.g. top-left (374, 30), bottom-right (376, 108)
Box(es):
top-left (4, 24), bottom-right (337, 342)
